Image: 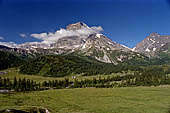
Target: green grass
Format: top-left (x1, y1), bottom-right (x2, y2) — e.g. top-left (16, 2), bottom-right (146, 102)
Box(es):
top-left (1, 86), bottom-right (170, 113)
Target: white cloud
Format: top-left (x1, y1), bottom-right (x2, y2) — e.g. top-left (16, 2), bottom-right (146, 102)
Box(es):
top-left (19, 34), bottom-right (26, 38)
top-left (0, 36), bottom-right (4, 40)
top-left (31, 26), bottom-right (103, 44)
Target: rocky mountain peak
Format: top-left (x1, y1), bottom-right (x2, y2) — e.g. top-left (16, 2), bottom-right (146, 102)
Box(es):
top-left (150, 32), bottom-right (160, 38)
top-left (134, 32), bottom-right (170, 57)
top-left (66, 22), bottom-right (88, 30)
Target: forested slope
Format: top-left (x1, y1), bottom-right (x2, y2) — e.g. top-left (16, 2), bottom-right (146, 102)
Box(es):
top-left (0, 51), bottom-right (24, 70)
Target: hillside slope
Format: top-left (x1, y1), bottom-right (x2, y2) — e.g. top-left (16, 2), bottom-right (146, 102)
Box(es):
top-left (19, 55), bottom-right (141, 77)
top-left (20, 55), bottom-right (115, 77)
top-left (0, 50), bottom-right (24, 70)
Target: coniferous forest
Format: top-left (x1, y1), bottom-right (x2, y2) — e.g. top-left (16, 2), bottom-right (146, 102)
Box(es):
top-left (1, 66), bottom-right (170, 92)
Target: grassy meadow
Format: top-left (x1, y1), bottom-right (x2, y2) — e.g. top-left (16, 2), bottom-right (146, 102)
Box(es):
top-left (1, 68), bottom-right (170, 113)
top-left (1, 87), bottom-right (170, 113)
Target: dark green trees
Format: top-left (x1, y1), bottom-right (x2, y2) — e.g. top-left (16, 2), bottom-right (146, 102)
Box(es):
top-left (0, 51), bottom-right (24, 70)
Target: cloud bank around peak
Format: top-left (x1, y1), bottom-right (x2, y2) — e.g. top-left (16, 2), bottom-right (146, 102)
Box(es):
top-left (30, 26), bottom-right (103, 44)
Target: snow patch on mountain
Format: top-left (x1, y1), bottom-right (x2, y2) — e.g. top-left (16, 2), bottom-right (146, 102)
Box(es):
top-left (82, 44), bottom-right (86, 49)
top-left (96, 34), bottom-right (103, 38)
top-left (120, 44), bottom-right (131, 50)
top-left (145, 48), bottom-right (150, 52)
top-left (132, 47), bottom-right (136, 51)
top-left (150, 38), bottom-right (155, 44)
top-left (152, 48), bottom-right (156, 51)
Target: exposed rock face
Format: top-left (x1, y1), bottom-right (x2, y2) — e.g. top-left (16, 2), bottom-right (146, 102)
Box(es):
top-left (134, 32), bottom-right (170, 57)
top-left (66, 22), bottom-right (88, 30)
top-left (51, 36), bottom-right (85, 50)
top-left (75, 34), bottom-right (132, 64)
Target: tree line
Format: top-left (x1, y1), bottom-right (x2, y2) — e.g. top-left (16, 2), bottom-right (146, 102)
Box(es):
top-left (1, 70), bottom-right (170, 92)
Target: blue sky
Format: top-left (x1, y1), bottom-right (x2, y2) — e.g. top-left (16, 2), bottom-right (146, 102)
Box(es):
top-left (0, 0), bottom-right (170, 48)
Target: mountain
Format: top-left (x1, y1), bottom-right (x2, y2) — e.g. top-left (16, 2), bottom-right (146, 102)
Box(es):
top-left (134, 32), bottom-right (170, 57)
top-left (0, 22), bottom-right (142, 64)
top-left (70, 33), bottom-right (145, 64)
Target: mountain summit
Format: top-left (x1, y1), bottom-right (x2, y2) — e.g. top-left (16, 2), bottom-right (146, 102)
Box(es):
top-left (66, 22), bottom-right (89, 30)
top-left (134, 32), bottom-right (170, 57)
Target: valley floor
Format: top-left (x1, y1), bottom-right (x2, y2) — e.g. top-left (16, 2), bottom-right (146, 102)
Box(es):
top-left (1, 86), bottom-right (170, 113)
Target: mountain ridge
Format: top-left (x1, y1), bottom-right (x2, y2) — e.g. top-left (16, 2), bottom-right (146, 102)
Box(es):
top-left (0, 22), bottom-right (139, 64)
